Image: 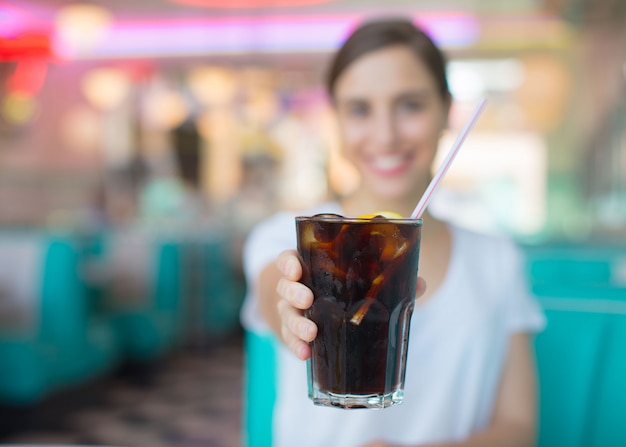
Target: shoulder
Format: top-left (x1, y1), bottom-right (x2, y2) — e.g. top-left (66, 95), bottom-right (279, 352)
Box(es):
top-left (248, 210), bottom-right (298, 241)
top-left (448, 223), bottom-right (545, 333)
top-left (450, 224), bottom-right (527, 295)
top-left (451, 224), bottom-right (523, 264)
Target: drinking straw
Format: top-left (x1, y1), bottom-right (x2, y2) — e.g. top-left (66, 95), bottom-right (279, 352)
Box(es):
top-left (410, 98), bottom-right (488, 220)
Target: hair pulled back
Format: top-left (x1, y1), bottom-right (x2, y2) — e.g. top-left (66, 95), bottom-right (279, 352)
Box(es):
top-left (326, 18), bottom-right (451, 103)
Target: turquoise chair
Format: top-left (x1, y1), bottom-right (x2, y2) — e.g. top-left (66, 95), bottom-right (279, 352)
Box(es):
top-left (41, 236), bottom-right (121, 389)
top-left (0, 233), bottom-right (121, 405)
top-left (534, 308), bottom-right (609, 447)
top-left (585, 312), bottom-right (626, 447)
top-left (528, 242), bottom-right (626, 447)
top-left (111, 239), bottom-right (185, 361)
top-left (535, 299), bottom-right (626, 447)
top-left (201, 236), bottom-right (245, 336)
top-left (0, 232), bottom-right (49, 404)
top-left (242, 331), bottom-right (277, 447)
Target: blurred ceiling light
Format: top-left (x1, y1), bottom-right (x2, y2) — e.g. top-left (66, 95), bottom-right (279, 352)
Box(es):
top-left (240, 67), bottom-right (276, 94)
top-left (187, 66), bottom-right (237, 106)
top-left (54, 3), bottom-right (112, 57)
top-left (143, 89), bottom-right (189, 130)
top-left (1, 91), bottom-right (38, 125)
top-left (515, 55), bottom-right (571, 131)
top-left (448, 59), bottom-right (525, 101)
top-left (60, 104), bottom-right (102, 154)
top-left (243, 89), bottom-right (279, 128)
top-left (448, 67), bottom-right (484, 102)
top-left (169, 0), bottom-right (333, 8)
top-left (81, 67), bottom-right (131, 111)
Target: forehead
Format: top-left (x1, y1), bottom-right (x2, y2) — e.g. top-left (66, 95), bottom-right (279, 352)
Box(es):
top-left (334, 45), bottom-right (438, 100)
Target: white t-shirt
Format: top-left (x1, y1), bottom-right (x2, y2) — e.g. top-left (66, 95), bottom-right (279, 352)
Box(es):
top-left (241, 202), bottom-right (546, 447)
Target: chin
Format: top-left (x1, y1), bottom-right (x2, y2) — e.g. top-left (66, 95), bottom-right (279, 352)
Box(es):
top-left (365, 180), bottom-right (416, 203)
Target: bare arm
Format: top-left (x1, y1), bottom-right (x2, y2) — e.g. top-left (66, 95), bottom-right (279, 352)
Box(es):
top-left (363, 333), bottom-right (538, 447)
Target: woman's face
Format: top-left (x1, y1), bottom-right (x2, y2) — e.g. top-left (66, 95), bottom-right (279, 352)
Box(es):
top-left (334, 45), bottom-right (449, 201)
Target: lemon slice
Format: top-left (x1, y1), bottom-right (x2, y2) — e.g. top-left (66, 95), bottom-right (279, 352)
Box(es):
top-left (357, 211), bottom-right (404, 219)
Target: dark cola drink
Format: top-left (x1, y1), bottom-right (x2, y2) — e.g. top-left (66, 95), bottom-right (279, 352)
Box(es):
top-left (296, 214), bottom-right (422, 409)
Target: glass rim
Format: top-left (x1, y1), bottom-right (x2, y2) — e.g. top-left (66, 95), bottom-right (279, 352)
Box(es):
top-left (296, 215), bottom-right (422, 225)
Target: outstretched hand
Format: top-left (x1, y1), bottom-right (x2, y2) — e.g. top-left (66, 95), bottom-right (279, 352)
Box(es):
top-left (275, 249), bottom-right (427, 361)
top-left (275, 250), bottom-right (317, 360)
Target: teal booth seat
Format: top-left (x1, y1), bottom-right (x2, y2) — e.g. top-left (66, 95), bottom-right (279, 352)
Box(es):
top-left (587, 312), bottom-right (626, 447)
top-left (179, 231), bottom-right (246, 344)
top-left (534, 296), bottom-right (626, 447)
top-left (527, 242), bottom-right (626, 447)
top-left (242, 331), bottom-right (277, 447)
top-left (526, 243), bottom-right (626, 298)
top-left (0, 232), bottom-right (121, 406)
top-left (94, 228), bottom-right (186, 362)
top-left (199, 235), bottom-right (245, 337)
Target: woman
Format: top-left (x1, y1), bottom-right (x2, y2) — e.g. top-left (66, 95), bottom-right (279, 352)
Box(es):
top-left (241, 18), bottom-right (545, 447)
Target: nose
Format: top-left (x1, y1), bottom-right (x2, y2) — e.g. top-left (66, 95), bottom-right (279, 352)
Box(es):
top-left (371, 109), bottom-right (397, 150)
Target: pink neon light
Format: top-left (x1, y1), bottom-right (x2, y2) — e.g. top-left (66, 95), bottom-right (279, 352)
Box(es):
top-left (0, 2), bottom-right (54, 39)
top-left (53, 12), bottom-right (479, 59)
top-left (0, 3), bottom-right (26, 37)
top-left (169, 0), bottom-right (333, 8)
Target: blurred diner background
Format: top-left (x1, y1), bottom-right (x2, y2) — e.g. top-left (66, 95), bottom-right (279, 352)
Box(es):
top-left (0, 0), bottom-right (625, 446)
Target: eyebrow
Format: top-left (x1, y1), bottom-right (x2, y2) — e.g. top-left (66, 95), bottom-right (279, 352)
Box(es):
top-left (394, 89), bottom-right (434, 101)
top-left (337, 88), bottom-right (435, 105)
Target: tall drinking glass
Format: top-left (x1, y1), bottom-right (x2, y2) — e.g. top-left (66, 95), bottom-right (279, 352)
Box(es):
top-left (296, 214), bottom-right (422, 409)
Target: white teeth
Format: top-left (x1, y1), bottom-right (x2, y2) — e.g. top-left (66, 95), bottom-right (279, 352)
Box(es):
top-left (372, 154), bottom-right (404, 170)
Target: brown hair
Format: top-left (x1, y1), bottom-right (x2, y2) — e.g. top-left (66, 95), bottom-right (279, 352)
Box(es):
top-left (326, 18), bottom-right (451, 103)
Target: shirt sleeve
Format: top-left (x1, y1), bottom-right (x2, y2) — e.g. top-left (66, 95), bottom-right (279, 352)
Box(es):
top-left (497, 238), bottom-right (546, 335)
top-left (240, 211), bottom-right (298, 333)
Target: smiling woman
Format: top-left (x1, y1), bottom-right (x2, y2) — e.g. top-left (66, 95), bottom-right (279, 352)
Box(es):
top-left (242, 16), bottom-right (545, 447)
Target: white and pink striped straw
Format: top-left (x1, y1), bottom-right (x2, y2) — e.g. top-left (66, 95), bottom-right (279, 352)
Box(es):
top-left (410, 98), bottom-right (488, 220)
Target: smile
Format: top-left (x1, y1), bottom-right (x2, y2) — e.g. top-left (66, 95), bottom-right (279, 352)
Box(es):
top-left (369, 153), bottom-right (412, 176)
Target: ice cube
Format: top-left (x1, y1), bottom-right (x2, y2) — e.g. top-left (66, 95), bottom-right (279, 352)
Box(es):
top-left (311, 214), bottom-right (344, 243)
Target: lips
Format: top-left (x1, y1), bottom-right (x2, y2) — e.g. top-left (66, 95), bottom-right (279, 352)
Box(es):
top-left (368, 153), bottom-right (412, 176)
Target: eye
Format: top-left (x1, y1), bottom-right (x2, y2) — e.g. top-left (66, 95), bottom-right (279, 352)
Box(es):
top-left (398, 99), bottom-right (424, 114)
top-left (344, 101), bottom-right (370, 118)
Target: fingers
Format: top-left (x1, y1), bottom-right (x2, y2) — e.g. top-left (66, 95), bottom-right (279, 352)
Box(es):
top-left (277, 299), bottom-right (317, 360)
top-left (275, 249), bottom-right (317, 360)
top-left (275, 249), bottom-right (313, 311)
top-left (278, 298), bottom-right (317, 343)
top-left (276, 249), bottom-right (302, 281)
top-left (276, 277), bottom-right (313, 309)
